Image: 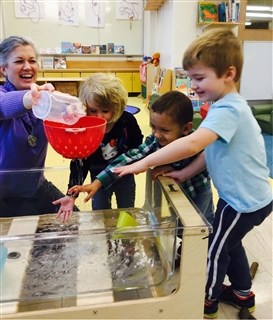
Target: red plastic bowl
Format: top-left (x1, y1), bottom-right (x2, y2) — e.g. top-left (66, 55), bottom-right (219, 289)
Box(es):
top-left (44, 116), bottom-right (106, 159)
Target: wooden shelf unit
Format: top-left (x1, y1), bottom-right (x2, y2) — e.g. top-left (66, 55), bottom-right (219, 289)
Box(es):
top-left (197, 0), bottom-right (241, 31)
top-left (197, 21), bottom-right (240, 31)
top-left (0, 55), bottom-right (143, 95)
top-left (141, 64), bottom-right (173, 106)
top-left (144, 0), bottom-right (165, 11)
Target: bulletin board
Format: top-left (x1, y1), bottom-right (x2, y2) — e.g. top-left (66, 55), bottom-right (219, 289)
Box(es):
top-left (0, 1), bottom-right (143, 54)
top-left (240, 41), bottom-right (273, 101)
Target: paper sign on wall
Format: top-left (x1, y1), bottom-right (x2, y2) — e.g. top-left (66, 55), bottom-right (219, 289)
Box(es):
top-left (14, 0), bottom-right (45, 21)
top-left (116, 0), bottom-right (143, 20)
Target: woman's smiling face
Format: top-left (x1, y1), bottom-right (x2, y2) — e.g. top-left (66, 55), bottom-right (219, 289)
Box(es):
top-left (1, 45), bottom-right (38, 90)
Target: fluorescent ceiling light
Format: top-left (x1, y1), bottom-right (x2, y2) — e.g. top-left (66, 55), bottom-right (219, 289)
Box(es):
top-left (246, 12), bottom-right (273, 18)
top-left (246, 6), bottom-right (273, 12)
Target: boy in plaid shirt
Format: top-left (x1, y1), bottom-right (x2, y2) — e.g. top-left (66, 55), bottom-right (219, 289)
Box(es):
top-left (68, 90), bottom-right (214, 226)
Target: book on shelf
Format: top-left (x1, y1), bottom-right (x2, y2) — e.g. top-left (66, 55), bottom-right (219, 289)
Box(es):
top-left (54, 56), bottom-right (67, 69)
top-left (73, 43), bottom-right (82, 54)
top-left (232, 0), bottom-right (240, 22)
top-left (61, 41), bottom-right (74, 54)
top-left (114, 45), bottom-right (125, 54)
top-left (81, 45), bottom-right (91, 54)
top-left (198, 1), bottom-right (218, 22)
top-left (41, 56), bottom-right (54, 69)
top-left (91, 45), bottom-right (100, 54)
top-left (99, 45), bottom-right (107, 54)
top-left (222, 0), bottom-right (240, 22)
top-left (218, 2), bottom-right (226, 22)
top-left (107, 43), bottom-right (114, 54)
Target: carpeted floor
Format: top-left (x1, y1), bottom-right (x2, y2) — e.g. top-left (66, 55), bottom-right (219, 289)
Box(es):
top-left (262, 132), bottom-right (273, 178)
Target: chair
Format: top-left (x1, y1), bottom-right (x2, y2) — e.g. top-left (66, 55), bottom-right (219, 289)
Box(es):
top-left (250, 104), bottom-right (273, 135)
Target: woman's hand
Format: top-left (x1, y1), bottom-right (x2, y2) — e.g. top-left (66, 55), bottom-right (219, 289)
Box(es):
top-left (23, 82), bottom-right (55, 109)
top-left (52, 196), bottom-right (75, 224)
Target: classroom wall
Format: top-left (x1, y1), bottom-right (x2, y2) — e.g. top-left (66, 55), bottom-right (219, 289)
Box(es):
top-left (143, 0), bottom-right (198, 69)
top-left (240, 41), bottom-right (273, 101)
top-left (145, 0), bottom-right (272, 101)
top-left (1, 1), bottom-right (271, 100)
top-left (0, 0), bottom-right (143, 54)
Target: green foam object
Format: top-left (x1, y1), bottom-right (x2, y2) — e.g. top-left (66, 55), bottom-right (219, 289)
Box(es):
top-left (116, 210), bottom-right (138, 229)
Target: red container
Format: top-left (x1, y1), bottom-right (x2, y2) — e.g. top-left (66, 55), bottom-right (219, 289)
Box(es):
top-left (44, 116), bottom-right (106, 159)
top-left (200, 102), bottom-right (210, 119)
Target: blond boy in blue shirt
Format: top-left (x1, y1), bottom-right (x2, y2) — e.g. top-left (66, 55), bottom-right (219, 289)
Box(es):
top-left (113, 29), bottom-right (273, 319)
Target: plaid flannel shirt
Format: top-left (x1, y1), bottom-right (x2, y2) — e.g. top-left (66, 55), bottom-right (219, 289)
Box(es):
top-left (96, 133), bottom-right (211, 199)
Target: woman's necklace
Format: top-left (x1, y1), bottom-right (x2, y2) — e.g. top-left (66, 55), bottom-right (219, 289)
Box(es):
top-left (22, 113), bottom-right (37, 148)
top-left (27, 134), bottom-right (37, 147)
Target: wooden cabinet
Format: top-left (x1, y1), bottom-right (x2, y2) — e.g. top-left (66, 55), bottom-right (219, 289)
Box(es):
top-left (115, 72), bottom-right (141, 93)
top-left (35, 70), bottom-right (141, 95)
top-left (63, 72), bottom-right (80, 78)
top-left (80, 72), bottom-right (95, 79)
top-left (115, 72), bottom-right (131, 92)
top-left (132, 72), bottom-right (141, 92)
top-left (34, 54), bottom-right (143, 94)
top-left (0, 55), bottom-right (142, 94)
top-left (43, 72), bottom-right (62, 78)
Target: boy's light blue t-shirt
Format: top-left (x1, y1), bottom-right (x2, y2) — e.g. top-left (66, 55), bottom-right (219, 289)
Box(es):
top-left (200, 93), bottom-right (272, 212)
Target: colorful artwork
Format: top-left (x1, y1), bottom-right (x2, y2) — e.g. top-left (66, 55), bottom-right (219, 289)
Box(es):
top-left (198, 1), bottom-right (218, 22)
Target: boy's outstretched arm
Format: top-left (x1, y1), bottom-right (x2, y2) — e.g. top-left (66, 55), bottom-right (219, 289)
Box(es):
top-left (68, 179), bottom-right (102, 202)
top-left (114, 128), bottom-right (217, 176)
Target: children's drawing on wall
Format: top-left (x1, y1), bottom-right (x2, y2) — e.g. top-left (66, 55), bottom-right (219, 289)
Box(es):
top-left (116, 0), bottom-right (143, 20)
top-left (85, 0), bottom-right (105, 28)
top-left (14, 0), bottom-right (45, 23)
top-left (58, 0), bottom-right (79, 26)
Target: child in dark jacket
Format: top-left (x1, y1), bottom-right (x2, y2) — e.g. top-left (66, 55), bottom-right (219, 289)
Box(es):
top-left (53, 73), bottom-right (143, 218)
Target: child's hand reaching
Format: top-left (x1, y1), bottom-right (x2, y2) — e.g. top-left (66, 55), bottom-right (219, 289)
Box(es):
top-left (52, 196), bottom-right (75, 223)
top-left (114, 160), bottom-right (149, 176)
top-left (161, 170), bottom-right (188, 183)
top-left (68, 179), bottom-right (102, 203)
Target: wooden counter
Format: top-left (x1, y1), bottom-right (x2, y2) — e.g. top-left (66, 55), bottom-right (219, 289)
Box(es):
top-left (0, 60), bottom-right (142, 95)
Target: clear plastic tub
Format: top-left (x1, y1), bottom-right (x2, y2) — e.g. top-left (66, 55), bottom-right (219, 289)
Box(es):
top-left (0, 208), bottom-right (177, 301)
top-left (0, 167), bottom-right (211, 318)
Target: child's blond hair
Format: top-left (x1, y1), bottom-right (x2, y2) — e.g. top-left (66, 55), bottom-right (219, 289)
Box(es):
top-left (183, 29), bottom-right (243, 82)
top-left (79, 73), bottom-right (128, 123)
